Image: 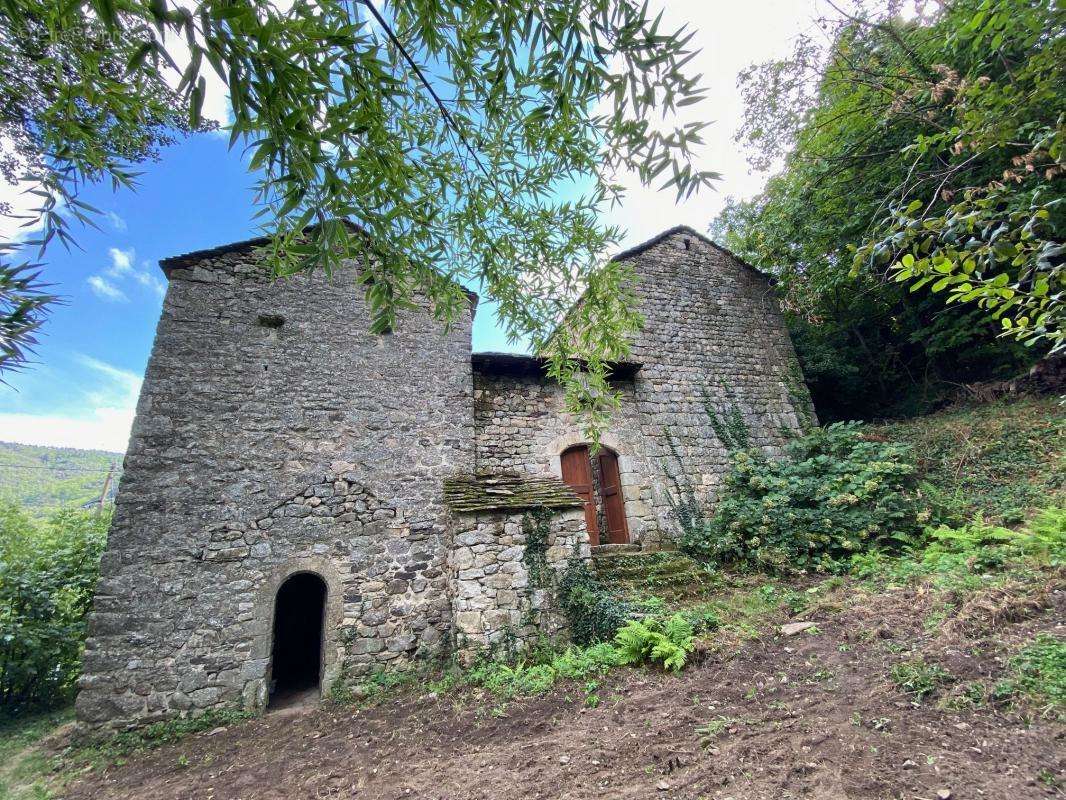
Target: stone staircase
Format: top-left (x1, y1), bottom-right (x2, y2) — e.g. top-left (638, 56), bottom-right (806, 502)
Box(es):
top-left (591, 546), bottom-right (710, 600)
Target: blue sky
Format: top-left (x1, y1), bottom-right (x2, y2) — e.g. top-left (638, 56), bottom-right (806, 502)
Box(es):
top-left (0, 0), bottom-right (833, 453)
top-left (0, 134), bottom-right (529, 451)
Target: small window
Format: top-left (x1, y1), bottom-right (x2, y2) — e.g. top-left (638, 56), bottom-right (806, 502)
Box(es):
top-left (258, 313), bottom-right (285, 328)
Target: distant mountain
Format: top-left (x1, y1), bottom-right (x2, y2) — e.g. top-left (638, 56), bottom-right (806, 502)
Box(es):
top-left (0, 442), bottom-right (123, 513)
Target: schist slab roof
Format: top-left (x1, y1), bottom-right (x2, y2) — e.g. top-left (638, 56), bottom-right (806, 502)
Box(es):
top-left (157, 223), bottom-right (480, 314)
top-left (156, 223), bottom-right (770, 349)
top-left (609, 224), bottom-right (774, 283)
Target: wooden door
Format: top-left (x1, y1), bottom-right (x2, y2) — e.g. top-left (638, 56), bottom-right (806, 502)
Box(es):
top-left (560, 445), bottom-right (600, 546)
top-left (598, 449), bottom-right (629, 544)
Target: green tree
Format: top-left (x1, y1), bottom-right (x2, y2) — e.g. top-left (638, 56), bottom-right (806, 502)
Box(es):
top-left (854, 0), bottom-right (1065, 354)
top-left (0, 503), bottom-right (109, 709)
top-left (713, 0), bottom-right (1061, 419)
top-left (0, 0), bottom-right (717, 430)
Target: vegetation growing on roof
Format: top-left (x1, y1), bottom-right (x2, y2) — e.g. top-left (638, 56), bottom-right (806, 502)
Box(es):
top-left (442, 473), bottom-right (582, 514)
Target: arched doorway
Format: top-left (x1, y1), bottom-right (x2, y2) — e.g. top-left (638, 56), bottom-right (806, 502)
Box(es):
top-left (269, 572), bottom-right (327, 707)
top-left (560, 444), bottom-right (629, 546)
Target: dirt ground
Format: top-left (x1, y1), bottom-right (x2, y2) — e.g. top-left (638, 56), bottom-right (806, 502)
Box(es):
top-left (58, 578), bottom-right (1065, 800)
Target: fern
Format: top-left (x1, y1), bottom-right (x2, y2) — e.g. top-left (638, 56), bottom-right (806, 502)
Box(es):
top-left (613, 614), bottom-right (695, 673)
top-left (1028, 507), bottom-right (1066, 565)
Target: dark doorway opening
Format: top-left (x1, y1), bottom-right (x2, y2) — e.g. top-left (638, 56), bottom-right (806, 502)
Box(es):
top-left (269, 572), bottom-right (326, 708)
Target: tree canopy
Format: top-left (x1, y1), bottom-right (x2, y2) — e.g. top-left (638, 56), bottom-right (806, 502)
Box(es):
top-left (0, 0), bottom-right (717, 430)
top-left (713, 0), bottom-right (1063, 420)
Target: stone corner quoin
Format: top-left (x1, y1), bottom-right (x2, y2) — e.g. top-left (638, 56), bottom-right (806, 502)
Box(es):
top-left (75, 225), bottom-right (814, 731)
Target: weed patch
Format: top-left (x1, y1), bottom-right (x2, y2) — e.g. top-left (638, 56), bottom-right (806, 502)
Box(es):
top-left (994, 634), bottom-right (1065, 717)
top-left (875, 398), bottom-right (1065, 524)
top-left (890, 658), bottom-right (952, 701)
top-left (0, 707), bottom-right (73, 800)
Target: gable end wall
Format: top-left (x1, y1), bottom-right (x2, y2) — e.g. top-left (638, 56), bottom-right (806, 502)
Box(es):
top-left (76, 252), bottom-right (473, 730)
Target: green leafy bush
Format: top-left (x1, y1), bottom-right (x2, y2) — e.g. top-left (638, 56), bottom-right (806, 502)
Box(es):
top-left (614, 614), bottom-right (695, 672)
top-left (557, 558), bottom-right (637, 645)
top-left (851, 508), bottom-right (1066, 585)
top-left (459, 642), bottom-right (624, 700)
top-left (680, 423), bottom-right (926, 572)
top-left (0, 503), bottom-right (109, 710)
top-left (923, 510), bottom-right (1065, 571)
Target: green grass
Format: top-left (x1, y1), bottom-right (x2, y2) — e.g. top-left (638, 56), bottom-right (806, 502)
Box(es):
top-left (672, 578), bottom-right (829, 640)
top-left (0, 707), bottom-right (72, 800)
top-left (874, 397), bottom-right (1065, 524)
top-left (0, 706), bottom-right (256, 800)
top-left (94, 708), bottom-right (253, 759)
top-left (849, 506), bottom-right (1065, 591)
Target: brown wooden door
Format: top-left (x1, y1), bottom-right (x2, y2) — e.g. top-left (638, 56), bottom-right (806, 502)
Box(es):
top-left (598, 449), bottom-right (629, 544)
top-left (560, 445), bottom-right (600, 546)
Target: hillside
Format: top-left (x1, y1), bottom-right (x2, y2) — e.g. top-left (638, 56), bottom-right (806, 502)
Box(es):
top-left (0, 442), bottom-right (122, 513)
top-left (44, 552), bottom-right (1066, 800)
top-left (875, 396), bottom-right (1065, 524)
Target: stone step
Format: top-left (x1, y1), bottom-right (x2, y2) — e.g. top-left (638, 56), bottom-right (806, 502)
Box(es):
top-left (592, 550), bottom-right (711, 599)
top-left (590, 543), bottom-right (642, 556)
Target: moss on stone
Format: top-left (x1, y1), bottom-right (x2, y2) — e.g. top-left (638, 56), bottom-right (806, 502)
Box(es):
top-left (443, 473), bottom-right (582, 514)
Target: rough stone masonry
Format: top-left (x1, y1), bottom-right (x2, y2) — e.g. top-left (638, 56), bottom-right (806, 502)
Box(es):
top-left (76, 225), bottom-right (813, 731)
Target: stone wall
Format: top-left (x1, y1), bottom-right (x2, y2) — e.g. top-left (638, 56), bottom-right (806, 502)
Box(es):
top-left (622, 228), bottom-right (813, 530)
top-left (76, 246), bottom-right (474, 731)
top-left (473, 370), bottom-right (663, 547)
top-left (77, 224), bottom-right (812, 731)
top-left (473, 228), bottom-right (813, 546)
top-left (449, 508), bottom-right (588, 663)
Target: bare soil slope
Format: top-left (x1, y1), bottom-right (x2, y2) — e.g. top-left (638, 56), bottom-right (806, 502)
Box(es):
top-left (60, 575), bottom-right (1065, 800)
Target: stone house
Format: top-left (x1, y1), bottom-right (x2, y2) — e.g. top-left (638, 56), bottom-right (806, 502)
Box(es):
top-left (76, 225), bottom-right (812, 730)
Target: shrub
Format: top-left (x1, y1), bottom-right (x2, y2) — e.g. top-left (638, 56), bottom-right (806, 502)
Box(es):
top-left (460, 642), bottom-right (624, 700)
top-left (1027, 507), bottom-right (1066, 566)
top-left (614, 614), bottom-right (695, 672)
top-left (557, 558), bottom-right (637, 645)
top-left (854, 508), bottom-right (1066, 585)
top-left (0, 503), bottom-right (109, 710)
top-left (922, 510), bottom-right (1065, 572)
top-left (680, 423), bottom-right (926, 573)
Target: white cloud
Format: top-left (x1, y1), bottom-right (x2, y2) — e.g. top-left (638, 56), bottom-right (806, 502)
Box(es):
top-left (88, 247), bottom-right (166, 301)
top-left (0, 355), bottom-right (143, 452)
top-left (0, 408), bottom-right (134, 452)
top-left (87, 274), bottom-right (129, 302)
top-left (164, 0), bottom-right (232, 128)
top-left (133, 262), bottom-right (167, 298)
top-left (105, 210), bottom-right (127, 231)
top-left (0, 176), bottom-right (52, 244)
top-left (76, 354), bottom-right (143, 408)
top-left (106, 246), bottom-right (135, 276)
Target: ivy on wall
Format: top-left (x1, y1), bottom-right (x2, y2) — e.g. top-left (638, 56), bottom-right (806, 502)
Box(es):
top-left (520, 506), bottom-right (553, 589)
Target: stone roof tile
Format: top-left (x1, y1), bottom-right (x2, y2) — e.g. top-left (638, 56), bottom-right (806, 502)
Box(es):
top-left (443, 472), bottom-right (583, 514)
